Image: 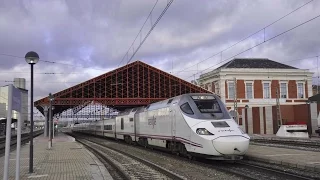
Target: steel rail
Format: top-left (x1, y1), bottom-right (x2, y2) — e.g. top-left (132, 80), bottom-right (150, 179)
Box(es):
top-left (236, 161), bottom-right (317, 180)
top-left (76, 136), bottom-right (186, 180)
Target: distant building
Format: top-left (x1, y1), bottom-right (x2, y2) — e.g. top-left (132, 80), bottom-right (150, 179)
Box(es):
top-left (0, 78), bottom-right (28, 130)
top-left (197, 58), bottom-right (314, 115)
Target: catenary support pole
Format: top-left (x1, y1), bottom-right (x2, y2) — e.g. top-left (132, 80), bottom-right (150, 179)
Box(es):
top-left (3, 84), bottom-right (13, 180)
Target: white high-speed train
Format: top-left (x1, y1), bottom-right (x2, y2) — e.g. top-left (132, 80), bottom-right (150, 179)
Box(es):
top-left (72, 93), bottom-right (250, 160)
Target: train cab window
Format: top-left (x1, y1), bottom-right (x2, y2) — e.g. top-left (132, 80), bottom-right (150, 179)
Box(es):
top-left (167, 99), bottom-right (173, 104)
top-left (191, 95), bottom-right (222, 113)
top-left (121, 118), bottom-right (124, 130)
top-left (129, 118), bottom-right (133, 122)
top-left (180, 102), bottom-right (194, 115)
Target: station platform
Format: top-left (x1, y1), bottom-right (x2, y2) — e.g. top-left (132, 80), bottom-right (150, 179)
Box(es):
top-left (246, 144), bottom-right (320, 173)
top-left (0, 133), bottom-right (113, 180)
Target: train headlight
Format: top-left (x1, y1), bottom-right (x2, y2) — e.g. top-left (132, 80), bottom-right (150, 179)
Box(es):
top-left (196, 128), bottom-right (214, 135)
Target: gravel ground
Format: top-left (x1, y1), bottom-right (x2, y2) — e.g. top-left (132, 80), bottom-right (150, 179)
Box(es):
top-left (84, 144), bottom-right (125, 180)
top-left (83, 136), bottom-right (244, 180)
top-left (76, 134), bottom-right (319, 180)
top-left (241, 160), bottom-right (320, 180)
top-left (80, 139), bottom-right (172, 180)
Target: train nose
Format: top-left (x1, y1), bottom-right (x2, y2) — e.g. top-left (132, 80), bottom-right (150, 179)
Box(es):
top-left (212, 136), bottom-right (249, 155)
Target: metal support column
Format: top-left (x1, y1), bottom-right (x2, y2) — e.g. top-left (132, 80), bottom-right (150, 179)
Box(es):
top-left (43, 106), bottom-right (48, 137)
top-left (233, 78), bottom-right (238, 123)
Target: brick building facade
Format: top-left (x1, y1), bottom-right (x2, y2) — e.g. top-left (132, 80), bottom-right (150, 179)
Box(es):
top-left (197, 58), bottom-right (314, 117)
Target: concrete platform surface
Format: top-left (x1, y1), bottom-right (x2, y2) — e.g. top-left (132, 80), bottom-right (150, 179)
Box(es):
top-left (246, 144), bottom-right (320, 173)
top-left (0, 133), bottom-right (113, 180)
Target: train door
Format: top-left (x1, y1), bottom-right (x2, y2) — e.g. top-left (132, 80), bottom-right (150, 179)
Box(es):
top-left (134, 115), bottom-right (137, 142)
top-left (114, 118), bottom-right (117, 139)
top-left (102, 120), bottom-right (104, 137)
top-left (170, 109), bottom-right (176, 139)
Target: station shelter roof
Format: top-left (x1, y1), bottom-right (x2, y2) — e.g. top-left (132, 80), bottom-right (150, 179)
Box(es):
top-left (34, 60), bottom-right (211, 116)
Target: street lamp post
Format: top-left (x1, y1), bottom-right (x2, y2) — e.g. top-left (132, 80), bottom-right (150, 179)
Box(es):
top-left (25, 51), bottom-right (39, 173)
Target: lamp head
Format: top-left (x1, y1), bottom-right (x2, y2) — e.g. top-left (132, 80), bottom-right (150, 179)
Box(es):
top-left (25, 51), bottom-right (39, 64)
top-left (48, 93), bottom-right (54, 101)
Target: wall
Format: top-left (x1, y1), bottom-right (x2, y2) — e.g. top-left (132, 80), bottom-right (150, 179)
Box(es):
top-left (242, 104), bottom-right (318, 135)
top-left (280, 105), bottom-right (294, 124)
top-left (197, 68), bottom-right (314, 116)
top-left (242, 106), bottom-right (273, 134)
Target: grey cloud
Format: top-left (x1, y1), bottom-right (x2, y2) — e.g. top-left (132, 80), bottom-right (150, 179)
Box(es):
top-left (0, 0), bottom-right (319, 106)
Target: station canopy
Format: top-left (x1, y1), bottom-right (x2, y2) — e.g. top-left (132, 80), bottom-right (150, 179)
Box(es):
top-left (34, 60), bottom-right (211, 116)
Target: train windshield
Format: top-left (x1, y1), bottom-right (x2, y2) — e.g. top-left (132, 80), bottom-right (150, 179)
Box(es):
top-left (191, 95), bottom-right (222, 113)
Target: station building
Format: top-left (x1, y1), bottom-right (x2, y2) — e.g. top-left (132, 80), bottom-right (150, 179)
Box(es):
top-left (197, 58), bottom-right (319, 135)
top-left (197, 58), bottom-right (314, 114)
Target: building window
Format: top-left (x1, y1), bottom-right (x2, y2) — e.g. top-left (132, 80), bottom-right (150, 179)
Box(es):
top-left (228, 82), bottom-right (235, 99)
top-left (263, 83), bottom-right (270, 99)
top-left (280, 83), bottom-right (287, 98)
top-left (245, 83), bottom-right (253, 99)
top-left (297, 83), bottom-right (304, 98)
top-left (215, 82), bottom-right (220, 95)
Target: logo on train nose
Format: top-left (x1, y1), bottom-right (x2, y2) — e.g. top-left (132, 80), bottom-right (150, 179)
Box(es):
top-left (148, 116), bottom-right (157, 128)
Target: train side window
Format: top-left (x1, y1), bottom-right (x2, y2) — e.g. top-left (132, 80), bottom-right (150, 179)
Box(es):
top-left (130, 118), bottom-right (133, 122)
top-left (180, 102), bottom-right (194, 115)
top-left (121, 118), bottom-right (124, 130)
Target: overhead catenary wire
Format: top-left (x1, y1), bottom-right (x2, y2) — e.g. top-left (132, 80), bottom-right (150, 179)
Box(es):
top-left (0, 55), bottom-right (319, 84)
top-left (0, 53), bottom-right (107, 71)
top-left (183, 13), bottom-right (320, 81)
top-left (117, 0), bottom-right (159, 67)
top-left (0, 0), bottom-right (314, 76)
top-left (176, 54), bottom-right (320, 74)
top-left (123, 0), bottom-right (174, 66)
top-left (174, 0), bottom-right (314, 76)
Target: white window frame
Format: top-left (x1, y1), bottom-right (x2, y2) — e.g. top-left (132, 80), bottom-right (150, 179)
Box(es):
top-left (296, 81), bottom-right (305, 99)
top-left (214, 81), bottom-right (220, 95)
top-left (279, 81), bottom-right (288, 99)
top-left (228, 81), bottom-right (235, 99)
top-left (208, 83), bottom-right (212, 91)
top-left (245, 81), bottom-right (254, 99)
top-left (262, 81), bottom-right (271, 99)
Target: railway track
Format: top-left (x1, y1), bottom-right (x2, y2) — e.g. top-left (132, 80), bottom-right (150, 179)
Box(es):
top-left (76, 137), bottom-right (186, 180)
top-left (0, 130), bottom-right (44, 155)
top-left (250, 139), bottom-right (320, 151)
top-left (230, 161), bottom-right (318, 180)
top-left (72, 133), bottom-right (320, 180)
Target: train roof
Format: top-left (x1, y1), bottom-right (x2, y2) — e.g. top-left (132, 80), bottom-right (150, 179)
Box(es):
top-left (118, 93), bottom-right (218, 113)
top-left (146, 93), bottom-right (217, 111)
